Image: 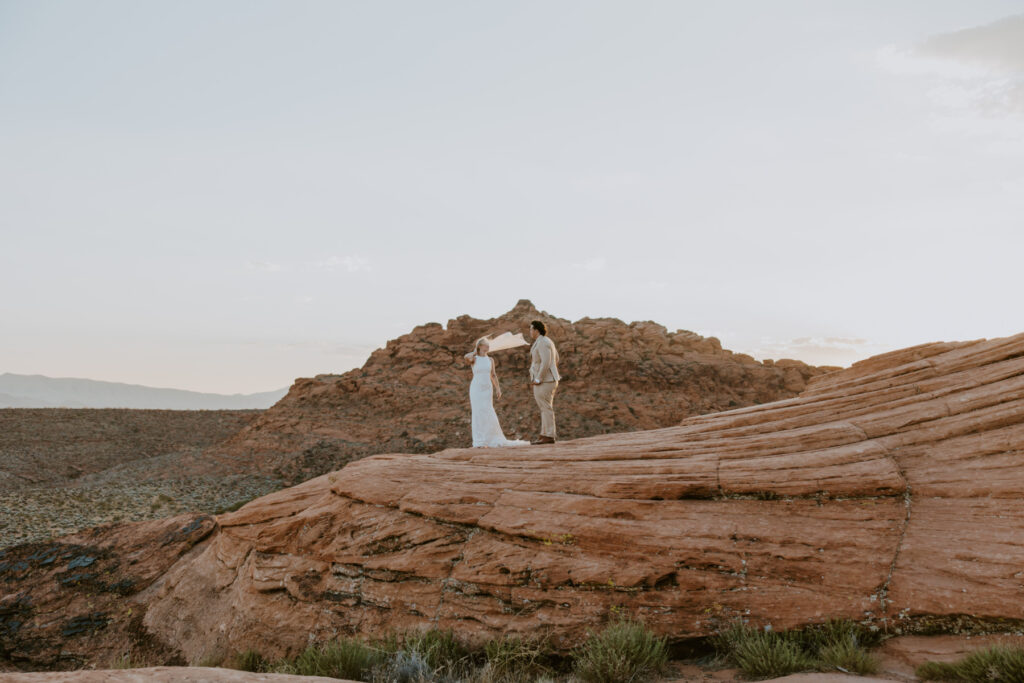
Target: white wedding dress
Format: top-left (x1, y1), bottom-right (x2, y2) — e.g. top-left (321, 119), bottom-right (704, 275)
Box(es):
top-left (470, 355), bottom-right (528, 448)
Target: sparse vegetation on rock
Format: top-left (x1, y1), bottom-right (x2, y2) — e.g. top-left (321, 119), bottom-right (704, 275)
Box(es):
top-left (917, 643), bottom-right (1024, 682)
top-left (572, 620), bottom-right (668, 683)
top-left (712, 619), bottom-right (879, 679)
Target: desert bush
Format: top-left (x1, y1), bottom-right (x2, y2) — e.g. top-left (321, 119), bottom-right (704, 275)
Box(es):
top-left (573, 620), bottom-right (668, 683)
top-left (720, 626), bottom-right (812, 679)
top-left (817, 637), bottom-right (879, 675)
top-left (916, 644), bottom-right (1024, 682)
top-left (288, 637), bottom-right (383, 680)
top-left (482, 635), bottom-right (554, 681)
top-left (373, 648), bottom-right (435, 683)
top-left (713, 619), bottom-right (878, 679)
top-left (796, 618), bottom-right (883, 652)
top-left (401, 629), bottom-right (470, 671)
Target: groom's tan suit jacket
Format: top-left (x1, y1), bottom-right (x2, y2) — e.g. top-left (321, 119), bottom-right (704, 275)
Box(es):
top-left (530, 334), bottom-right (560, 383)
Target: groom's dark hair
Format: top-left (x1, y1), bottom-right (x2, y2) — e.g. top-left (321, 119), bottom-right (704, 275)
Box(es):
top-left (531, 320), bottom-right (547, 336)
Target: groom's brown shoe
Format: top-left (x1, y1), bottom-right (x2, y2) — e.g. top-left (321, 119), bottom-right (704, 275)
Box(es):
top-left (532, 435), bottom-right (556, 445)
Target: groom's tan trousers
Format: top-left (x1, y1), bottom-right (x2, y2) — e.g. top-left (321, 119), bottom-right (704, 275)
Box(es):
top-left (533, 381), bottom-right (558, 438)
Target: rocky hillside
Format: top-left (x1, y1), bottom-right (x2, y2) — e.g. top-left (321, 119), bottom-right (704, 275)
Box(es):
top-left (2, 331), bottom-right (1021, 670)
top-left (212, 300), bottom-right (830, 483)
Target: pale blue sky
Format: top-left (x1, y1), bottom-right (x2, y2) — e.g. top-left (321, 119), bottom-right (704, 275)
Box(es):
top-left (2, 1), bottom-right (1022, 393)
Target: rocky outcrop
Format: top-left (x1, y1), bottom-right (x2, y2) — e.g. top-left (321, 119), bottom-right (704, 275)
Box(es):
top-left (212, 300), bottom-right (829, 483)
top-left (142, 332), bottom-right (1024, 660)
top-left (3, 332), bottom-right (1021, 670)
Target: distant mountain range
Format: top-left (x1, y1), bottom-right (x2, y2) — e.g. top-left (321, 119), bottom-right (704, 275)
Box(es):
top-left (0, 373), bottom-right (288, 410)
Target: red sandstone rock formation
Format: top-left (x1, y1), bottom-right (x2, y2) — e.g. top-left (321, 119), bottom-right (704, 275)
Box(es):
top-left (144, 332), bottom-right (1024, 659)
top-left (2, 332), bottom-right (1021, 670)
top-left (212, 300), bottom-right (828, 483)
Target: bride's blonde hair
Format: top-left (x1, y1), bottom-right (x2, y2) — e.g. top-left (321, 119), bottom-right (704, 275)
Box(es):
top-left (464, 336), bottom-right (489, 361)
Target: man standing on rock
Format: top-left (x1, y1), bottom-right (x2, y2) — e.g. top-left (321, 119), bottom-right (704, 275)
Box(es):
top-left (529, 320), bottom-right (560, 444)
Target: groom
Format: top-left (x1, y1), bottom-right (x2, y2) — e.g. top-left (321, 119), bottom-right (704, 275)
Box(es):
top-left (528, 320), bottom-right (560, 444)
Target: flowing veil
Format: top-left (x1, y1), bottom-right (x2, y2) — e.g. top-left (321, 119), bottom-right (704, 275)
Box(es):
top-left (464, 331), bottom-right (529, 360)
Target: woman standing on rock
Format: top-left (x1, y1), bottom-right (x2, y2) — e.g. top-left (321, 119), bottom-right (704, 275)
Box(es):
top-left (465, 336), bottom-right (529, 448)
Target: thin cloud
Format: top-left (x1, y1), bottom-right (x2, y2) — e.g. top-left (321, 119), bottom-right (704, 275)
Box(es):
top-left (919, 14), bottom-right (1024, 73)
top-left (877, 14), bottom-right (1024, 120)
top-left (571, 257), bottom-right (607, 272)
top-left (246, 260), bottom-right (284, 272)
top-left (747, 336), bottom-right (891, 368)
top-left (314, 255), bottom-right (372, 273)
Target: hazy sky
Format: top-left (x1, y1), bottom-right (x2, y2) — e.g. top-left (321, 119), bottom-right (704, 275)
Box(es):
top-left (2, 1), bottom-right (1022, 394)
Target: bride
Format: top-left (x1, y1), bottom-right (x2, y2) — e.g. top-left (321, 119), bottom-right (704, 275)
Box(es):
top-left (465, 335), bottom-right (529, 448)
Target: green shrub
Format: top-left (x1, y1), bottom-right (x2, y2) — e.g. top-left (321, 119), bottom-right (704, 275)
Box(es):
top-left (482, 635), bottom-right (554, 681)
top-left (713, 619), bottom-right (882, 679)
top-left (797, 618), bottom-right (883, 652)
top-left (573, 620), bottom-right (669, 683)
top-left (917, 644), bottom-right (1024, 682)
top-left (730, 629), bottom-right (813, 679)
top-left (290, 637), bottom-right (382, 680)
top-left (817, 638), bottom-right (879, 675)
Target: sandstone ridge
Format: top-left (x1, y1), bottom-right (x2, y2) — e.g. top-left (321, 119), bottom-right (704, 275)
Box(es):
top-left (213, 299), bottom-right (829, 483)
